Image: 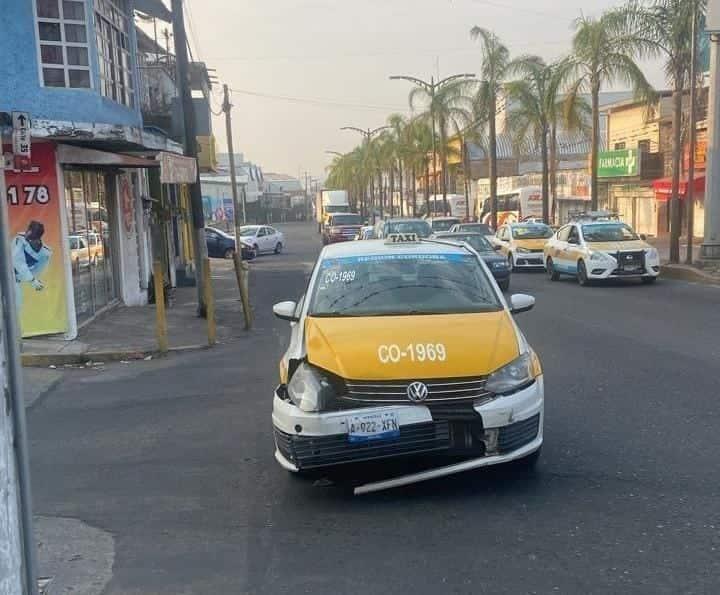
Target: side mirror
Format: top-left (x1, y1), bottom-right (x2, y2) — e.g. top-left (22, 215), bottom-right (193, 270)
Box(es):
top-left (510, 294), bottom-right (535, 315)
top-left (640, 233), bottom-right (647, 241)
top-left (273, 301), bottom-right (299, 322)
top-left (493, 244), bottom-right (502, 251)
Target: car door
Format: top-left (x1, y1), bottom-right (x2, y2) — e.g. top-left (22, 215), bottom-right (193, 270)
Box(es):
top-left (563, 225), bottom-right (583, 273)
top-left (205, 230), bottom-right (219, 257)
top-left (257, 227), bottom-right (271, 252)
top-left (495, 226), bottom-right (510, 255)
top-left (266, 227), bottom-right (280, 250)
top-left (550, 225), bottom-right (571, 272)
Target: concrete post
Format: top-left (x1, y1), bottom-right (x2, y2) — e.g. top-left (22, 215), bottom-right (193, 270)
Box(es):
top-left (701, 36), bottom-right (720, 260)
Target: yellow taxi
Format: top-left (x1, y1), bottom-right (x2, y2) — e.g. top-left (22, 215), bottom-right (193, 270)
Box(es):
top-left (272, 234), bottom-right (544, 493)
top-left (543, 220), bottom-right (660, 285)
top-left (492, 223), bottom-right (554, 270)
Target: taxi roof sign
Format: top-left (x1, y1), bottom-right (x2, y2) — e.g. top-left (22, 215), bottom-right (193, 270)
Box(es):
top-left (385, 233), bottom-right (420, 244)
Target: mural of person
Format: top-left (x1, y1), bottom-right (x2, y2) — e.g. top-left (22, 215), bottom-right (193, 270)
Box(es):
top-left (12, 220), bottom-right (52, 318)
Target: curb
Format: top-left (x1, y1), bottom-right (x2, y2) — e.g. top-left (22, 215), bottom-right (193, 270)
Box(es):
top-left (21, 343), bottom-right (211, 367)
top-left (660, 264), bottom-right (720, 286)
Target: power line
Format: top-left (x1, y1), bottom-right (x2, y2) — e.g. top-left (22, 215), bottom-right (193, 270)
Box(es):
top-left (229, 88), bottom-right (409, 112)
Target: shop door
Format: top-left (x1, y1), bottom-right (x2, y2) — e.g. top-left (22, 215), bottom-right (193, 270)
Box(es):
top-left (64, 171), bottom-right (118, 324)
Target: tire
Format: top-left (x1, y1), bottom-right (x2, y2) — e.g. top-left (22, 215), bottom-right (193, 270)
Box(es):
top-left (511, 447), bottom-right (542, 471)
top-left (498, 279), bottom-right (510, 292)
top-left (507, 253), bottom-right (515, 272)
top-left (274, 242), bottom-right (283, 254)
top-left (577, 260), bottom-right (589, 286)
top-left (641, 276), bottom-right (657, 285)
top-left (223, 248), bottom-right (235, 260)
top-left (253, 243), bottom-right (259, 254)
top-left (546, 257), bottom-right (560, 281)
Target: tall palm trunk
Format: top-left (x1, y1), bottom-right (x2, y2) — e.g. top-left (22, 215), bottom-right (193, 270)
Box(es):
top-left (389, 166), bottom-right (395, 217)
top-left (549, 121), bottom-right (558, 224)
top-left (369, 177), bottom-right (376, 222)
top-left (669, 78), bottom-right (683, 263)
top-left (398, 159), bottom-right (404, 218)
top-left (590, 78), bottom-right (600, 211)
top-left (412, 165), bottom-right (418, 217)
top-left (540, 124), bottom-right (550, 223)
top-left (425, 160), bottom-right (431, 215)
top-left (440, 123), bottom-right (449, 215)
top-left (489, 95), bottom-right (498, 229)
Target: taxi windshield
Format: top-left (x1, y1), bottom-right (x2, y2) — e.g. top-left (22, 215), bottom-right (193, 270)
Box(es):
top-left (582, 223), bottom-right (639, 242)
top-left (308, 253), bottom-right (501, 317)
top-left (385, 220), bottom-right (432, 238)
top-left (512, 225), bottom-right (553, 239)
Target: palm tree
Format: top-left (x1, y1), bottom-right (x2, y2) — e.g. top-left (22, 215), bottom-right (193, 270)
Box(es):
top-left (405, 117), bottom-right (433, 216)
top-left (560, 8), bottom-right (655, 211)
top-left (470, 27), bottom-right (511, 230)
top-left (618, 0), bottom-right (706, 261)
top-left (388, 114), bottom-right (409, 216)
top-left (408, 78), bottom-right (473, 214)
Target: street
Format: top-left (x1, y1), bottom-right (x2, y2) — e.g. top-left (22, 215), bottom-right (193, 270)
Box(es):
top-left (28, 223), bottom-right (720, 594)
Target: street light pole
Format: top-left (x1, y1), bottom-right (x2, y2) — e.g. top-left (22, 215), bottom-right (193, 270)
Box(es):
top-left (702, 32), bottom-right (720, 261)
top-left (389, 73), bottom-right (475, 216)
top-left (687, 0), bottom-right (699, 264)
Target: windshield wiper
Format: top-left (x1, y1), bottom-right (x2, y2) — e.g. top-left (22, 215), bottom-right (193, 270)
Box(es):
top-left (309, 311), bottom-right (361, 318)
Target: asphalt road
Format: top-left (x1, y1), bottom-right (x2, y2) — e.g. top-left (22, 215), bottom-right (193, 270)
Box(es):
top-left (29, 222), bottom-right (720, 594)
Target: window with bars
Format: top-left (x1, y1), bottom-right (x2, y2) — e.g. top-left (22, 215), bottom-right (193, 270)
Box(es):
top-left (94, 0), bottom-right (134, 107)
top-left (35, 0), bottom-right (92, 88)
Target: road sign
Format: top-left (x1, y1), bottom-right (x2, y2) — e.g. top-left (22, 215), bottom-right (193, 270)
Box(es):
top-left (598, 149), bottom-right (639, 178)
top-left (12, 112), bottom-right (31, 166)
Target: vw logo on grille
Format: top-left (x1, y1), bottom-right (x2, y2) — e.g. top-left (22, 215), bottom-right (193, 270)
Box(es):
top-left (407, 381), bottom-right (429, 403)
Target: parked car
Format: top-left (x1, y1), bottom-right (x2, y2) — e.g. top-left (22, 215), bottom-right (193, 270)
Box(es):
top-left (205, 227), bottom-right (256, 260)
top-left (239, 225), bottom-right (285, 254)
top-left (492, 223), bottom-right (553, 270)
top-left (375, 218), bottom-right (432, 239)
top-left (433, 231), bottom-right (512, 291)
top-left (449, 222), bottom-right (493, 238)
top-left (322, 213), bottom-right (363, 244)
top-left (355, 225), bottom-right (376, 240)
top-left (426, 216), bottom-right (462, 233)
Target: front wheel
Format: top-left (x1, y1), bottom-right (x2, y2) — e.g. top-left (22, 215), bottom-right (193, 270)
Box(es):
top-left (507, 253), bottom-right (515, 272)
top-left (274, 242), bottom-right (283, 254)
top-left (641, 276), bottom-right (657, 285)
top-left (546, 257), bottom-right (560, 281)
top-left (223, 248), bottom-right (235, 260)
top-left (577, 260), bottom-right (589, 286)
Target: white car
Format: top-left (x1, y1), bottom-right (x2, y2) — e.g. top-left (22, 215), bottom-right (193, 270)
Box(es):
top-left (239, 225), bottom-right (285, 254)
top-left (543, 220), bottom-right (660, 285)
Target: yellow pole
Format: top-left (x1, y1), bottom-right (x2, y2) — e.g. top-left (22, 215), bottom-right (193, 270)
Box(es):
top-left (154, 260), bottom-right (168, 353)
top-left (233, 253), bottom-right (252, 330)
top-left (203, 257), bottom-right (217, 345)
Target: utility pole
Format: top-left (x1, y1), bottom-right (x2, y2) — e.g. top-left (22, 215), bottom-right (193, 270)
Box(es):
top-left (686, 0), bottom-right (699, 264)
top-left (171, 0), bottom-right (208, 316)
top-left (0, 167), bottom-right (39, 595)
top-left (222, 84), bottom-right (245, 228)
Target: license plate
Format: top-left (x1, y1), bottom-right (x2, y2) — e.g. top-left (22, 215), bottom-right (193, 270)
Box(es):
top-left (347, 411), bottom-right (400, 443)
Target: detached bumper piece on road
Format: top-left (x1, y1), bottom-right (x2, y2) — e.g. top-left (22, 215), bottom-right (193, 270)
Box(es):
top-left (274, 413), bottom-right (541, 471)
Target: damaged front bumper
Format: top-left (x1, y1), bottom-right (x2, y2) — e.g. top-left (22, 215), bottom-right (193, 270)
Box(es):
top-left (272, 376), bottom-right (544, 484)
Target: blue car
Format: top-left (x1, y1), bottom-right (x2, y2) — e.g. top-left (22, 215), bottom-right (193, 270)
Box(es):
top-left (205, 227), bottom-right (256, 260)
top-left (432, 232), bottom-right (511, 291)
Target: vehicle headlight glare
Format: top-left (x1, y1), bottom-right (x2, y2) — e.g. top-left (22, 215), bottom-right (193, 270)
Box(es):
top-left (589, 251), bottom-right (612, 262)
top-left (486, 352), bottom-right (537, 395)
top-left (286, 363), bottom-right (335, 412)
top-left (646, 248), bottom-right (658, 260)
top-left (516, 247), bottom-right (531, 254)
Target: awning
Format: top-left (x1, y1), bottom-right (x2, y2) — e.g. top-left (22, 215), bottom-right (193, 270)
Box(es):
top-left (652, 174), bottom-right (705, 199)
top-left (56, 145), bottom-right (159, 168)
top-left (159, 152), bottom-right (197, 184)
top-left (134, 0), bottom-right (172, 21)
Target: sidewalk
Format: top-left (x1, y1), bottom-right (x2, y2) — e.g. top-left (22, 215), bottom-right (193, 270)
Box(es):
top-left (648, 236), bottom-right (720, 285)
top-left (22, 260), bottom-right (248, 366)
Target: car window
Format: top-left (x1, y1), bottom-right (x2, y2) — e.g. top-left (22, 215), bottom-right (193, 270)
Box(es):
top-left (330, 214), bottom-right (362, 226)
top-left (309, 252), bottom-right (501, 317)
top-left (266, 227), bottom-right (276, 235)
top-left (581, 223), bottom-right (639, 242)
top-left (258, 228), bottom-right (267, 237)
top-left (239, 226), bottom-right (258, 236)
top-left (385, 220), bottom-right (432, 238)
top-left (557, 226), bottom-right (571, 242)
top-left (431, 219), bottom-right (460, 232)
top-left (511, 224), bottom-right (553, 239)
top-left (69, 238), bottom-right (79, 250)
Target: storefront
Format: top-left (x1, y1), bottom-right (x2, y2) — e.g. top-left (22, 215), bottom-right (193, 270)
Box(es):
top-left (651, 175), bottom-right (706, 238)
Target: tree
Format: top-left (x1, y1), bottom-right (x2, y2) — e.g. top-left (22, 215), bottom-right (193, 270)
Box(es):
top-left (619, 0), bottom-right (706, 261)
top-left (388, 114), bottom-right (409, 216)
top-left (470, 27), bottom-right (511, 230)
top-left (406, 117), bottom-right (434, 216)
top-left (560, 8), bottom-right (655, 212)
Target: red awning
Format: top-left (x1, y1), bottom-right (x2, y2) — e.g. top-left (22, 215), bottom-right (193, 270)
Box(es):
top-left (652, 174), bottom-right (705, 199)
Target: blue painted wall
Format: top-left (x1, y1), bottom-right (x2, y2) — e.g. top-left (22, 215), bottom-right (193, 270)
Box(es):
top-left (0, 0), bottom-right (142, 128)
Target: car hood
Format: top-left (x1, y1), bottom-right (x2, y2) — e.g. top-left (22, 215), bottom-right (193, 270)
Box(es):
top-left (586, 240), bottom-right (651, 252)
top-left (304, 311), bottom-right (519, 380)
top-left (512, 238), bottom-right (549, 250)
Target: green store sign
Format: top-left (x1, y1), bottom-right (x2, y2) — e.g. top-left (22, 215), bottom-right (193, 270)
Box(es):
top-left (598, 149), bottom-right (639, 178)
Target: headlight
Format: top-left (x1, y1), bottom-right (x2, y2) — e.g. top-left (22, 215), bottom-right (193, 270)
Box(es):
top-left (486, 352), bottom-right (539, 395)
top-left (516, 247), bottom-right (531, 254)
top-left (286, 363), bottom-right (336, 412)
top-left (646, 248), bottom-right (659, 260)
top-left (589, 251), bottom-right (613, 262)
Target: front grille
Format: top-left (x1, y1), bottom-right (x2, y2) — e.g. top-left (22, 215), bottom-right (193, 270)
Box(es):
top-left (615, 250), bottom-right (645, 272)
top-left (275, 422), bottom-right (450, 469)
top-left (343, 377), bottom-right (492, 404)
top-left (497, 414), bottom-right (540, 453)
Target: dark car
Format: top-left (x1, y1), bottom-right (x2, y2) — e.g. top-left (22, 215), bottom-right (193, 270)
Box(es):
top-left (432, 231), bottom-right (511, 291)
top-left (322, 213), bottom-right (363, 244)
top-left (449, 222), bottom-right (493, 236)
top-left (205, 227), bottom-right (256, 260)
top-left (377, 218), bottom-right (433, 239)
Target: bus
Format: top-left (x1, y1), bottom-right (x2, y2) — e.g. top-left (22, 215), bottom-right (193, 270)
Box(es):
top-left (478, 186), bottom-right (547, 226)
top-left (424, 194), bottom-right (475, 220)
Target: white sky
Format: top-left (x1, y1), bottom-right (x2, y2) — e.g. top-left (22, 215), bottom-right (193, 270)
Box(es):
top-left (180, 0), bottom-right (666, 180)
